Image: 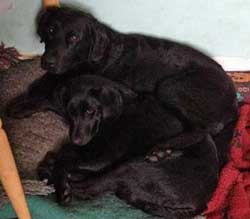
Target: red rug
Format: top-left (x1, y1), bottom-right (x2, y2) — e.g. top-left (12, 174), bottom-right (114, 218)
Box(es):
top-left (204, 104), bottom-right (250, 219)
top-left (0, 42), bottom-right (20, 71)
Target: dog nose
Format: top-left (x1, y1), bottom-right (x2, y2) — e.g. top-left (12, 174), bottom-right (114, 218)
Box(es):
top-left (41, 55), bottom-right (56, 71)
top-left (72, 137), bottom-right (83, 145)
top-left (71, 134), bottom-right (91, 146)
top-left (44, 59), bottom-right (56, 70)
top-left (46, 60), bottom-right (55, 69)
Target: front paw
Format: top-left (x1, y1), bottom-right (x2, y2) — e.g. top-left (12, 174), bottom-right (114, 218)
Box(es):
top-left (39, 153), bottom-right (73, 205)
top-left (54, 172), bottom-right (73, 206)
top-left (145, 149), bottom-right (173, 162)
top-left (145, 147), bottom-right (183, 163)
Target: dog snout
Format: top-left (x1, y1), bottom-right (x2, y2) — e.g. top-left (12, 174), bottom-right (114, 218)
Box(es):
top-left (41, 53), bottom-right (57, 71)
top-left (72, 136), bottom-right (85, 145)
top-left (72, 134), bottom-right (92, 146)
top-left (70, 125), bottom-right (92, 146)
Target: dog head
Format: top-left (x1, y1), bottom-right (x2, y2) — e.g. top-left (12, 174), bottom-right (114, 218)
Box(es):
top-left (37, 6), bottom-right (110, 74)
top-left (55, 75), bottom-right (137, 145)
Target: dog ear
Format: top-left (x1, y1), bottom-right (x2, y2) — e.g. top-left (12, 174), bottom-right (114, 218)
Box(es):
top-left (99, 85), bottom-right (137, 104)
top-left (95, 85), bottom-right (137, 119)
top-left (88, 24), bottom-right (110, 62)
top-left (52, 85), bottom-right (71, 114)
top-left (90, 86), bottom-right (121, 119)
top-left (36, 7), bottom-right (57, 42)
top-left (36, 7), bottom-right (50, 42)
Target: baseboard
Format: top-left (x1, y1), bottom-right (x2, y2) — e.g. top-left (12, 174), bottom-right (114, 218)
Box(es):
top-left (214, 57), bottom-right (250, 71)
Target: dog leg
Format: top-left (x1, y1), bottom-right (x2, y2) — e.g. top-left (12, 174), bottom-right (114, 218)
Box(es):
top-left (38, 139), bottom-right (117, 205)
top-left (37, 144), bottom-right (85, 205)
top-left (37, 151), bottom-right (58, 184)
top-left (145, 129), bottom-right (207, 162)
top-left (6, 94), bottom-right (52, 118)
top-left (6, 74), bottom-right (58, 118)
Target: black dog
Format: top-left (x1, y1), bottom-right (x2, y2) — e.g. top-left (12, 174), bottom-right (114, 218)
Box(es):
top-left (33, 75), bottom-right (224, 218)
top-left (8, 5), bottom-right (238, 156)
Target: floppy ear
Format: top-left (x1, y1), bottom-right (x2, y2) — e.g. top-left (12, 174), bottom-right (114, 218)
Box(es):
top-left (36, 8), bottom-right (50, 42)
top-left (52, 85), bottom-right (71, 115)
top-left (88, 24), bottom-right (110, 62)
top-left (96, 85), bottom-right (137, 119)
top-left (36, 7), bottom-right (57, 42)
top-left (89, 86), bottom-right (120, 119)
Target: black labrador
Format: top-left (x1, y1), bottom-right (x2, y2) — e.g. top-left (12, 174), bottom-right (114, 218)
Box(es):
top-left (25, 75), bottom-right (231, 219)
top-left (7, 5), bottom-right (238, 156)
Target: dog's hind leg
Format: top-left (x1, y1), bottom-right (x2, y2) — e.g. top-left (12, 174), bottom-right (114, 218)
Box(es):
top-left (145, 130), bottom-right (208, 162)
top-left (151, 67), bottom-right (237, 161)
top-left (155, 66), bottom-right (238, 132)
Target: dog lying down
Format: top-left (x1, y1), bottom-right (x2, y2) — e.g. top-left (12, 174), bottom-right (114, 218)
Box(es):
top-left (7, 74), bottom-right (235, 218)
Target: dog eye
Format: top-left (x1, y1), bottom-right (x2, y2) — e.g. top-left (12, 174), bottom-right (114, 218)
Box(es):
top-left (48, 26), bottom-right (55, 34)
top-left (86, 108), bottom-right (95, 115)
top-left (68, 34), bottom-right (80, 44)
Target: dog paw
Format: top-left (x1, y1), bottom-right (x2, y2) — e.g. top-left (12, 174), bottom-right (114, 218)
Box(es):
top-left (38, 152), bottom-right (57, 184)
top-left (145, 149), bottom-right (173, 162)
top-left (55, 173), bottom-right (73, 206)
